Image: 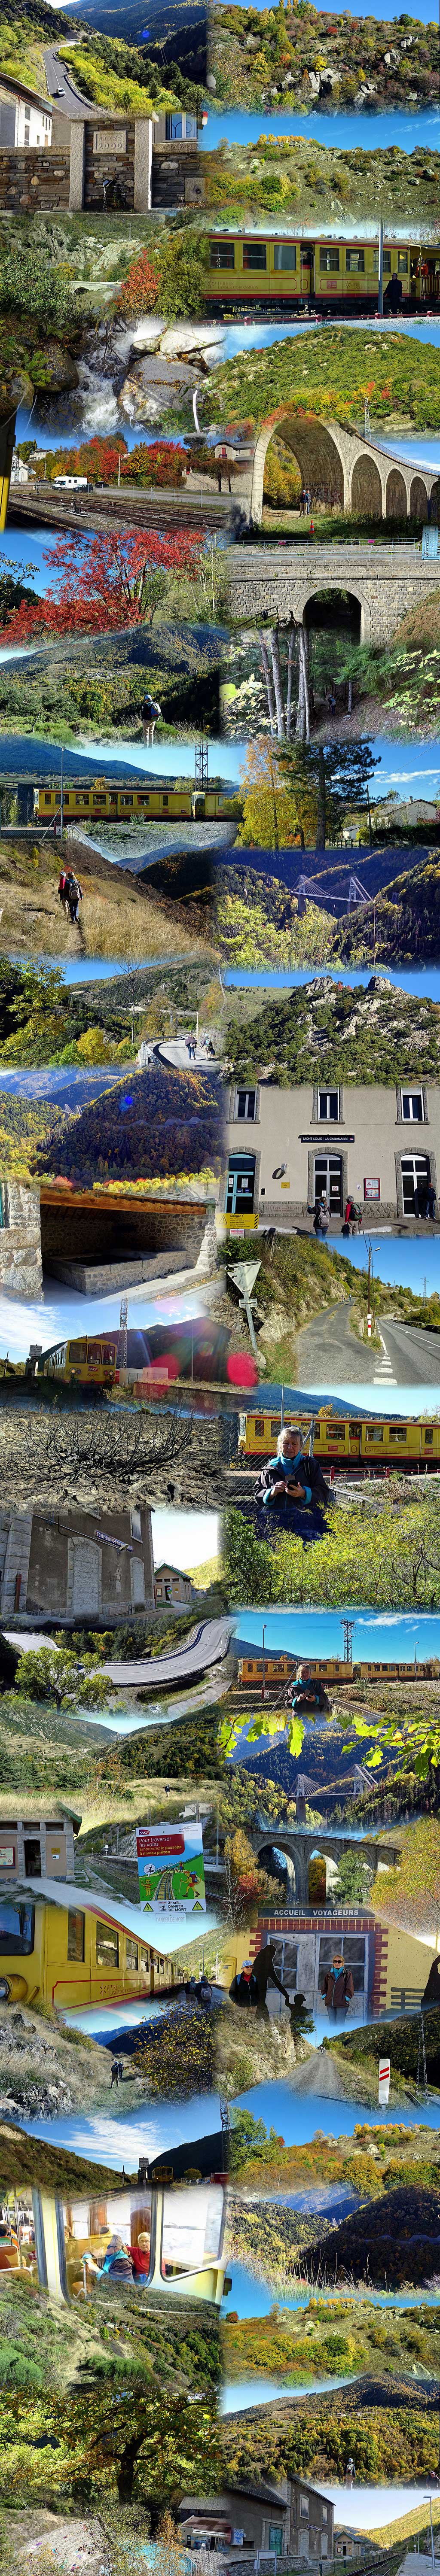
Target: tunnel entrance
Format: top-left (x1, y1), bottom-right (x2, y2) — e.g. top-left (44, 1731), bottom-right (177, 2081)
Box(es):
top-left (303, 589), bottom-right (363, 641)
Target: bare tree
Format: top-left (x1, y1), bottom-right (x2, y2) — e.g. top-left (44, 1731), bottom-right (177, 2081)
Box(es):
top-left (258, 620), bottom-right (310, 744)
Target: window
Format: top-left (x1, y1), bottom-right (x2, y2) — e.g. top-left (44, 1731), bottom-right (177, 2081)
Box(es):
top-left (162, 795), bottom-right (169, 808)
top-left (269, 2530), bottom-right (283, 2553)
top-left (210, 242), bottom-right (235, 270)
top-left (131, 1510), bottom-right (142, 1540)
top-left (319, 247), bottom-right (339, 271)
top-left (401, 1090), bottom-right (424, 1121)
top-left (318, 1088), bottom-right (339, 1120)
top-left (67, 1910), bottom-right (85, 1963)
top-left (165, 111), bottom-right (183, 135)
top-left (397, 251), bottom-right (408, 273)
top-left (242, 243), bottom-right (267, 270)
top-left (300, 2501), bottom-right (309, 2520)
top-left (273, 243), bottom-right (296, 269)
top-left (383, 250), bottom-right (391, 273)
top-left (314, 1154), bottom-right (343, 1213)
top-left (424, 1427), bottom-right (434, 1443)
top-left (235, 1088), bottom-right (257, 1121)
top-left (96, 1921), bottom-right (119, 1968)
top-left (365, 1425), bottom-right (384, 1443)
top-left (0, 1901), bottom-right (34, 1953)
top-left (345, 248), bottom-right (365, 272)
top-left (125, 1938), bottom-right (138, 1970)
top-left (388, 1425), bottom-right (408, 1443)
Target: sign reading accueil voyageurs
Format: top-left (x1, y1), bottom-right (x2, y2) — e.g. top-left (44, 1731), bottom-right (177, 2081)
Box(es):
top-left (135, 1825), bottom-right (206, 1913)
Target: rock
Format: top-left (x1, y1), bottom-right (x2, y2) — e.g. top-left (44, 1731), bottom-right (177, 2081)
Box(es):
top-left (206, 70), bottom-right (216, 88)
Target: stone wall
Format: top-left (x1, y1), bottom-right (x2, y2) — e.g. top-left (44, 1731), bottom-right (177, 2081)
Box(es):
top-left (0, 1182), bottom-right (42, 1299)
top-left (0, 143), bottom-right (69, 208)
top-left (84, 119), bottom-right (135, 208)
top-left (227, 544), bottom-right (440, 645)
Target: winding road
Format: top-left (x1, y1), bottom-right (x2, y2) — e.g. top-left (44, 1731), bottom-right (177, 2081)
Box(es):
top-left (296, 1298), bottom-right (440, 1391)
top-left (43, 46), bottom-right (95, 114)
top-left (101, 1615), bottom-right (233, 1688)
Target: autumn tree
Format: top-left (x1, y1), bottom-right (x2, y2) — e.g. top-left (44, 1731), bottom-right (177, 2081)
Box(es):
top-left (1, 529), bottom-right (200, 645)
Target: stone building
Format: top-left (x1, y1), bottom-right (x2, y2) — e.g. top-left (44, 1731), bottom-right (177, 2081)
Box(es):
top-left (0, 1813), bottom-right (77, 1881)
top-left (0, 1506), bottom-right (155, 1622)
top-left (153, 1562), bottom-right (194, 1608)
top-left (178, 2478), bottom-right (335, 2562)
top-left (0, 95), bottom-right (203, 213)
top-left (222, 1080), bottom-right (440, 1227)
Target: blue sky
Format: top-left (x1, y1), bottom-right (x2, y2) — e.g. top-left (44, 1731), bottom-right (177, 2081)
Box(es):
top-left (232, 1607), bottom-right (440, 1656)
top-left (202, 105), bottom-right (440, 143)
top-left (0, 1282), bottom-right (209, 1361)
top-left (324, 1237), bottom-right (440, 1296)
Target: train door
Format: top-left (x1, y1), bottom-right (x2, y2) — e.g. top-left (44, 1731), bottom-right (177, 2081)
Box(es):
top-left (314, 1154), bottom-right (343, 1216)
top-left (191, 793), bottom-right (206, 817)
top-left (300, 244), bottom-right (315, 298)
top-left (400, 1154), bottom-right (431, 1215)
top-left (226, 1154), bottom-right (256, 1216)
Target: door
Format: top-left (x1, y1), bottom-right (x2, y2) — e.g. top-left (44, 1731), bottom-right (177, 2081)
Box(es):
top-left (400, 1154), bottom-right (430, 1215)
top-left (70, 1539), bottom-right (101, 1616)
top-left (131, 1556), bottom-right (146, 1610)
top-left (300, 245), bottom-right (315, 295)
top-left (314, 1155), bottom-right (343, 1215)
top-left (226, 1155), bottom-right (256, 1216)
top-left (24, 1839), bottom-right (41, 1878)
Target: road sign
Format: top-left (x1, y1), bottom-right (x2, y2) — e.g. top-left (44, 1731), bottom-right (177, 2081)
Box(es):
top-left (227, 1261), bottom-right (261, 1296)
top-left (378, 2057), bottom-right (390, 2104)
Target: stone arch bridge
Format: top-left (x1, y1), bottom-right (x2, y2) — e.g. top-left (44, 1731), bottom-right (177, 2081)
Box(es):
top-left (250, 1823), bottom-right (400, 1908)
top-left (246, 409), bottom-right (440, 528)
top-left (227, 542), bottom-right (440, 645)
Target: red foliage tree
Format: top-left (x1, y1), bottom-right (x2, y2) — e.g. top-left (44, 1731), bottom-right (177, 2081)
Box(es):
top-left (1, 526), bottom-right (201, 641)
top-left (116, 249), bottom-right (160, 319)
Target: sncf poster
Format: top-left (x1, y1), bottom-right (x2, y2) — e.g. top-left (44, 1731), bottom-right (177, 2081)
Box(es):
top-left (136, 1824), bottom-right (206, 1914)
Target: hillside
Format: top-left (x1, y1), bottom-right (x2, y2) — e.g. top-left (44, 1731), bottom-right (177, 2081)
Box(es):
top-left (204, 134), bottom-right (440, 231)
top-left (340, 855), bottom-right (440, 964)
top-left (0, 621), bottom-right (223, 747)
top-left (330, 2008), bottom-right (440, 2095)
top-left (33, 1060), bottom-right (221, 1186)
top-left (223, 973), bottom-right (440, 1086)
top-left (208, 0), bottom-right (438, 113)
top-left (204, 329), bottom-right (440, 438)
top-left (0, 839), bottom-right (215, 964)
top-left (0, 0), bottom-right (199, 110)
top-left (305, 2185), bottom-right (440, 2287)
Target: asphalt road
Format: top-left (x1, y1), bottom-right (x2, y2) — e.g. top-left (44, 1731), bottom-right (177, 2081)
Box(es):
top-left (296, 1298), bottom-right (440, 1390)
top-left (43, 44), bottom-right (95, 113)
top-left (102, 1615), bottom-right (233, 1686)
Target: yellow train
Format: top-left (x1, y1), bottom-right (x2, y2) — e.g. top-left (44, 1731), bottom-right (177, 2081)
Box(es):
top-left (35, 780), bottom-right (236, 823)
top-left (237, 1652), bottom-right (435, 1685)
top-left (238, 1408), bottom-right (440, 1475)
top-left (0, 1893), bottom-right (175, 2011)
top-left (208, 233), bottom-right (440, 312)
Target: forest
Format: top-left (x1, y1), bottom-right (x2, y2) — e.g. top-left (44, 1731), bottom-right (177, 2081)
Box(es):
top-left (221, 2295), bottom-right (440, 2394)
top-left (213, 849), bottom-right (440, 972)
top-left (220, 2385), bottom-right (438, 2490)
top-left (209, 0), bottom-right (438, 112)
top-left (0, 1063), bottom-right (222, 1188)
top-left (221, 606), bottom-right (440, 748)
top-left (0, 2278), bottom-right (222, 2512)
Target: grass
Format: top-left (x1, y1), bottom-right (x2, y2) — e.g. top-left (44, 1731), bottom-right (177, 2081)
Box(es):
top-left (203, 135), bottom-right (440, 231)
top-left (370, 1818), bottom-right (440, 1935)
top-left (0, 846), bottom-right (214, 963)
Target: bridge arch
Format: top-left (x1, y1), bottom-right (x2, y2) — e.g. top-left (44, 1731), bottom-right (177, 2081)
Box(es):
top-left (251, 410), bottom-right (348, 525)
top-left (430, 480), bottom-right (440, 526)
top-left (409, 474), bottom-right (428, 522)
top-left (302, 583), bottom-right (371, 645)
top-left (385, 465), bottom-right (408, 520)
top-left (349, 452), bottom-right (384, 519)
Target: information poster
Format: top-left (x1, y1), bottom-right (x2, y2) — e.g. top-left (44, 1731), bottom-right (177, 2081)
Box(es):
top-left (135, 1824), bottom-right (206, 1914)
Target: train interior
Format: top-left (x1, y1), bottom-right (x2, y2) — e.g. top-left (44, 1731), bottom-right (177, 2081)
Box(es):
top-left (0, 2182), bottom-right (227, 2302)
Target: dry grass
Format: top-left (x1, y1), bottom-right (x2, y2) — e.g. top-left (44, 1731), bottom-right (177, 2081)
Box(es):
top-left (0, 863), bottom-right (212, 963)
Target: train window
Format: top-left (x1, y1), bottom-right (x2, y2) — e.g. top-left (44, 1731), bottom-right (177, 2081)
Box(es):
top-left (68, 1340), bottom-right (88, 1362)
top-left (270, 1418), bottom-right (280, 1437)
top-left (345, 249), bottom-right (365, 273)
top-left (318, 1089), bottom-right (339, 1120)
top-left (388, 1426), bottom-right (408, 1442)
top-left (235, 1088), bottom-right (257, 1121)
top-left (67, 1911), bottom-right (85, 1963)
top-left (254, 1418), bottom-right (265, 1436)
top-left (365, 1425), bottom-right (384, 1442)
top-left (96, 1921), bottom-right (119, 1968)
top-left (162, 795), bottom-right (169, 807)
top-left (0, 1901), bottom-right (34, 1953)
top-left (210, 243), bottom-right (235, 269)
top-left (273, 243), bottom-right (296, 269)
top-left (44, 792), bottom-right (52, 805)
top-left (319, 248), bottom-right (339, 271)
top-left (125, 1939), bottom-right (138, 1971)
top-left (242, 243), bottom-right (267, 269)
top-left (424, 1428), bottom-right (434, 1443)
top-left (401, 1091), bottom-right (424, 1121)
top-left (161, 2184), bottom-right (225, 2278)
top-left (397, 252), bottom-right (408, 273)
top-left (383, 252), bottom-right (391, 272)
